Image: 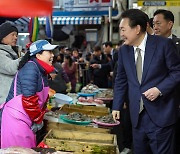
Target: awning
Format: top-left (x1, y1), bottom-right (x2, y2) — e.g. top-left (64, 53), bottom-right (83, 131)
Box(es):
top-left (39, 16), bottom-right (103, 25)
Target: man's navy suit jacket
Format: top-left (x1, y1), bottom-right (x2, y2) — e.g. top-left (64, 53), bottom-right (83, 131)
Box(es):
top-left (113, 34), bottom-right (180, 128)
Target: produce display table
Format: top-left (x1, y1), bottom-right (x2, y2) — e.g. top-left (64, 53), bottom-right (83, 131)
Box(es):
top-left (42, 88), bottom-right (120, 154)
top-left (43, 128), bottom-right (118, 154)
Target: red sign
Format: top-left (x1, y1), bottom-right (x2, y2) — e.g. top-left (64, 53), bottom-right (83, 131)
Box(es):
top-left (102, 0), bottom-right (110, 2)
top-left (90, 0), bottom-right (110, 3)
top-left (90, 0), bottom-right (99, 3)
top-left (0, 0), bottom-right (53, 17)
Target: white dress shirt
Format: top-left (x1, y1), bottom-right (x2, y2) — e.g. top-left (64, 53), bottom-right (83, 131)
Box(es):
top-left (133, 33), bottom-right (148, 72)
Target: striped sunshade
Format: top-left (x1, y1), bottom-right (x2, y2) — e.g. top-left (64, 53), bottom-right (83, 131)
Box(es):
top-left (39, 16), bottom-right (102, 25)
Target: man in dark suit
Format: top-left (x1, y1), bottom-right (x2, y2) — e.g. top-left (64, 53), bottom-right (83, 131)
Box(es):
top-left (112, 9), bottom-right (180, 154)
top-left (153, 9), bottom-right (180, 54)
top-left (153, 9), bottom-right (180, 154)
top-left (89, 46), bottom-right (111, 88)
top-left (91, 41), bottom-right (118, 87)
top-left (102, 41), bottom-right (118, 68)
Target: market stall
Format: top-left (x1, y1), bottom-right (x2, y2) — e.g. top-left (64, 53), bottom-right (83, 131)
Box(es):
top-left (0, 84), bottom-right (119, 153)
top-left (40, 84), bottom-right (120, 154)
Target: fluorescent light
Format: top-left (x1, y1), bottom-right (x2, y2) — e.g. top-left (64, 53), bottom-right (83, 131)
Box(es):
top-left (18, 33), bottom-right (30, 36)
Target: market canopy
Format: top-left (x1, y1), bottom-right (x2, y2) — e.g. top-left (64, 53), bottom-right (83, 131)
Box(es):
top-left (14, 17), bottom-right (30, 25)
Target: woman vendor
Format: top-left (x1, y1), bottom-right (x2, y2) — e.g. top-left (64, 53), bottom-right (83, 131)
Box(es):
top-left (0, 40), bottom-right (58, 148)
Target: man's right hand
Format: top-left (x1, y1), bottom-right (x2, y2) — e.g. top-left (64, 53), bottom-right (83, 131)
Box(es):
top-left (90, 64), bottom-right (100, 69)
top-left (112, 110), bottom-right (120, 122)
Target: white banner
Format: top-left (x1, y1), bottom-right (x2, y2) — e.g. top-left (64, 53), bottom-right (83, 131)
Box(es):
top-left (63, 0), bottom-right (112, 11)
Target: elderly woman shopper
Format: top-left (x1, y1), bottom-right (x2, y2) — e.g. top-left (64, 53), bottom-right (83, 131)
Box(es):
top-left (0, 40), bottom-right (58, 148)
top-left (62, 55), bottom-right (78, 93)
top-left (0, 21), bottom-right (21, 104)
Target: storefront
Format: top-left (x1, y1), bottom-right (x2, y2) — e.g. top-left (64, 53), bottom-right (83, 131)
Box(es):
top-left (13, 0), bottom-right (119, 50)
top-left (37, 0), bottom-right (118, 48)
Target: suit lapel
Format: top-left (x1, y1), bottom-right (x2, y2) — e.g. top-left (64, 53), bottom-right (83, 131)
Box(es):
top-left (141, 35), bottom-right (156, 84)
top-left (172, 34), bottom-right (180, 55)
top-left (127, 46), bottom-right (137, 79)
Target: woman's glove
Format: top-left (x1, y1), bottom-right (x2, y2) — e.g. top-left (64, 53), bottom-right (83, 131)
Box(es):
top-left (22, 95), bottom-right (46, 124)
top-left (66, 82), bottom-right (72, 93)
top-left (31, 121), bottom-right (44, 133)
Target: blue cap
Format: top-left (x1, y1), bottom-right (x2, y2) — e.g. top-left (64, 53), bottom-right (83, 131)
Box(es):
top-left (29, 40), bottom-right (58, 56)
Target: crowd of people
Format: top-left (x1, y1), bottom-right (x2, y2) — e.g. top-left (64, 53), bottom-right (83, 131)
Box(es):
top-left (0, 8), bottom-right (179, 154)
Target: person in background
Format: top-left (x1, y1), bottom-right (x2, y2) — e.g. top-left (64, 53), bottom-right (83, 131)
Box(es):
top-left (0, 21), bottom-right (22, 104)
top-left (102, 41), bottom-right (118, 71)
top-left (82, 52), bottom-right (92, 85)
top-left (103, 41), bottom-right (118, 87)
top-left (71, 48), bottom-right (84, 88)
top-left (89, 46), bottom-right (111, 88)
top-left (72, 48), bottom-right (79, 62)
top-left (58, 45), bottom-right (66, 64)
top-left (65, 47), bottom-right (72, 55)
top-left (85, 52), bottom-right (93, 64)
top-left (91, 42), bottom-right (117, 88)
top-left (112, 9), bottom-right (180, 154)
top-left (76, 50), bottom-right (86, 88)
top-left (148, 18), bottom-right (154, 30)
top-left (103, 41), bottom-right (116, 60)
top-left (0, 40), bottom-right (58, 148)
top-left (153, 9), bottom-right (180, 54)
top-left (62, 55), bottom-right (78, 93)
top-left (153, 9), bottom-right (180, 154)
top-left (146, 17), bottom-right (154, 35)
top-left (48, 55), bottom-right (71, 94)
